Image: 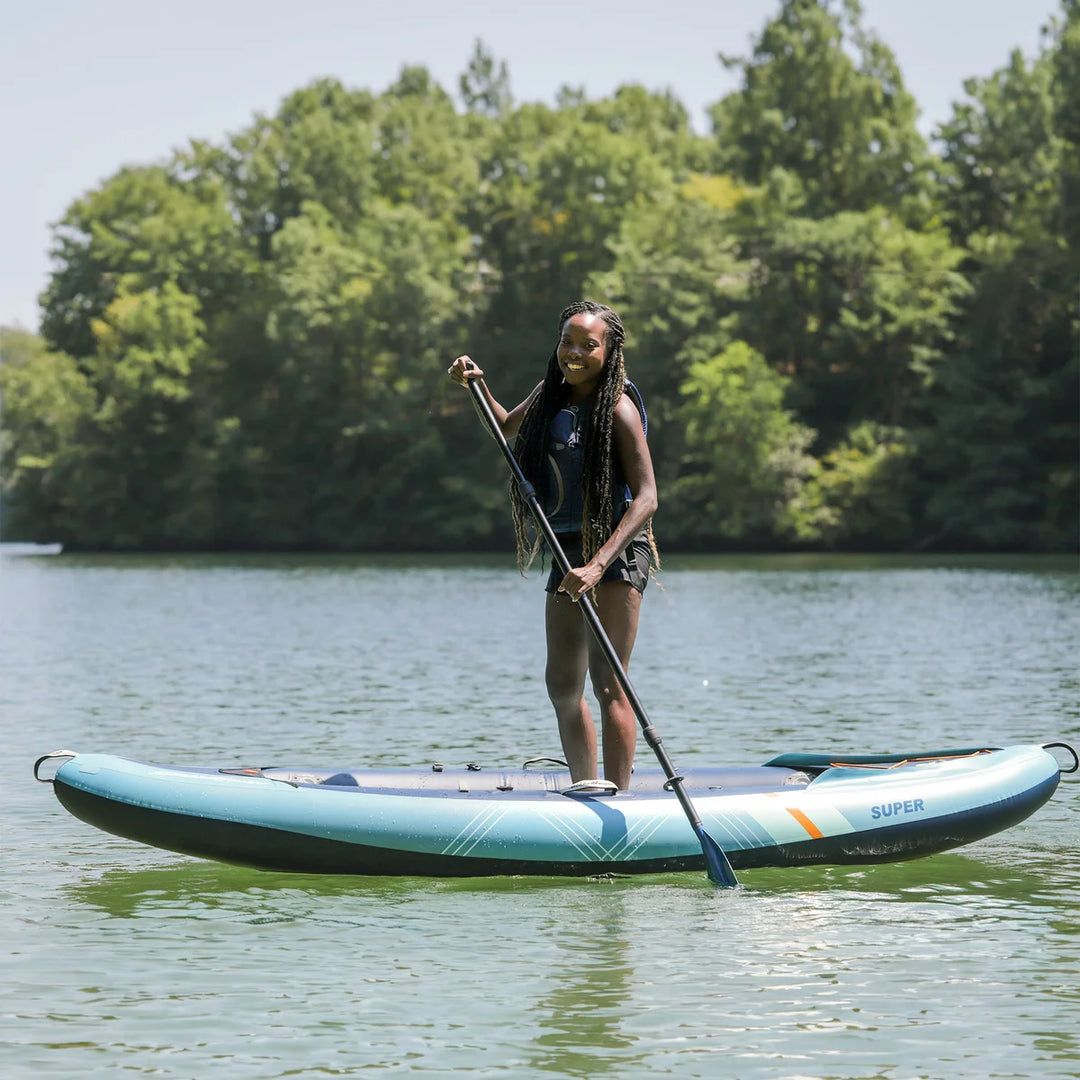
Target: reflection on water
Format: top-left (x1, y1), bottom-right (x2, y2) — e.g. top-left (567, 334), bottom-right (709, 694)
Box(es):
top-left (58, 845), bottom-right (1077, 921)
top-left (529, 895), bottom-right (641, 1077)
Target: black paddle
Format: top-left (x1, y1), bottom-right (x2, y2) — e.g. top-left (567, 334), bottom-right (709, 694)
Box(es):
top-left (466, 374), bottom-right (739, 888)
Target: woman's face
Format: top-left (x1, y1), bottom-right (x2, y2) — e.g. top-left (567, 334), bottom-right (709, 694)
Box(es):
top-left (556, 312), bottom-right (609, 395)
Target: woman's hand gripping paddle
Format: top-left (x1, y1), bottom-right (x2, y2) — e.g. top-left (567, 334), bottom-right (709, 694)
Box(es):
top-left (465, 373), bottom-right (739, 888)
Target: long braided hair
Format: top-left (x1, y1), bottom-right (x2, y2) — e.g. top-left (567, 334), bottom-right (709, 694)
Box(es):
top-left (510, 300), bottom-right (659, 575)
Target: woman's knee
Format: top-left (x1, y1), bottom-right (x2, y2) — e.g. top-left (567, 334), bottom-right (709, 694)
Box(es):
top-left (546, 666), bottom-right (584, 707)
top-left (588, 669), bottom-right (626, 707)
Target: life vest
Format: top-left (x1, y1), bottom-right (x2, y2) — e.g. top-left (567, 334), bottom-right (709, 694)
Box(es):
top-left (542, 381), bottom-right (647, 534)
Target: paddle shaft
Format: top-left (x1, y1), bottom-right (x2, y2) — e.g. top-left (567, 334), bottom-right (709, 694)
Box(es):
top-left (466, 375), bottom-right (738, 886)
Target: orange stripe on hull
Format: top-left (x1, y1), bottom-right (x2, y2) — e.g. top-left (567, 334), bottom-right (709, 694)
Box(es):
top-left (786, 807), bottom-right (824, 839)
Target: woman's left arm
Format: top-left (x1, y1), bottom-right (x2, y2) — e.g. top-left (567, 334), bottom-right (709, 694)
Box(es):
top-left (576, 394), bottom-right (658, 588)
top-left (605, 392), bottom-right (658, 544)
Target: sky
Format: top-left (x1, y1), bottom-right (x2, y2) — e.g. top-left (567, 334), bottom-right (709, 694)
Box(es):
top-left (1, 0), bottom-right (1062, 333)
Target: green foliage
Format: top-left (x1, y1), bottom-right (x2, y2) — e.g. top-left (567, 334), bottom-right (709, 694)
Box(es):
top-left (469, 97), bottom-right (677, 375)
top-left (710, 0), bottom-right (933, 221)
top-left (670, 341), bottom-right (816, 544)
top-left (920, 0), bottom-right (1079, 551)
top-left (0, 328), bottom-right (94, 540)
top-left (459, 39), bottom-right (513, 118)
top-left (1053, 3), bottom-right (1080, 250)
top-left (3, 2), bottom-right (1073, 553)
top-left (41, 162), bottom-right (249, 361)
top-left (90, 283), bottom-right (205, 406)
top-left (782, 422), bottom-right (915, 547)
top-left (586, 181), bottom-right (751, 493)
top-left (730, 198), bottom-right (969, 442)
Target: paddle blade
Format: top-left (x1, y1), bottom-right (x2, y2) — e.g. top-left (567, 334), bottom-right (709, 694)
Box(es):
top-left (696, 825), bottom-right (739, 888)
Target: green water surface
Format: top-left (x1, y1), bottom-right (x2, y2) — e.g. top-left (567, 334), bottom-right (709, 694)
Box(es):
top-left (2, 553), bottom-right (1077, 1078)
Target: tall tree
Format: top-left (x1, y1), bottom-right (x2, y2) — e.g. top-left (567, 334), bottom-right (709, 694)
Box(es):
top-left (587, 177), bottom-right (750, 488)
top-left (0, 329), bottom-right (93, 541)
top-left (709, 0), bottom-right (932, 221)
top-left (921, 2), bottom-right (1079, 549)
top-left (468, 98), bottom-right (678, 388)
top-left (671, 341), bottom-right (816, 545)
top-left (459, 39), bottom-right (512, 118)
top-left (728, 177), bottom-right (968, 446)
top-left (41, 164), bottom-right (248, 360)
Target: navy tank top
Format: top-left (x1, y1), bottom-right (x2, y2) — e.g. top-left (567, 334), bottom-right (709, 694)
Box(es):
top-left (542, 383), bottom-right (646, 534)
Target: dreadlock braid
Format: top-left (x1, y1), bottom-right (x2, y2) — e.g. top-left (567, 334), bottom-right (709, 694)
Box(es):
top-left (509, 300), bottom-right (659, 576)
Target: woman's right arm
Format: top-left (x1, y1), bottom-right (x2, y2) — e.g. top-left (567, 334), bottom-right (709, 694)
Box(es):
top-left (448, 355), bottom-right (539, 439)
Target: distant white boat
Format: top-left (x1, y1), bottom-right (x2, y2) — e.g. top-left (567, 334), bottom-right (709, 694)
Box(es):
top-left (0, 542), bottom-right (63, 556)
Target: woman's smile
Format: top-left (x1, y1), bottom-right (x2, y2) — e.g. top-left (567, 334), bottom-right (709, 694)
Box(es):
top-left (557, 312), bottom-right (609, 393)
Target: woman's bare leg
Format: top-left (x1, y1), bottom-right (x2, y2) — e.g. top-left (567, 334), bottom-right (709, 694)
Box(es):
top-left (588, 582), bottom-right (642, 789)
top-left (545, 590), bottom-right (596, 781)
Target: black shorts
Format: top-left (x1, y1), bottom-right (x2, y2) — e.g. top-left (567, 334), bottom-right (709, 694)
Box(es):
top-left (544, 532), bottom-right (652, 595)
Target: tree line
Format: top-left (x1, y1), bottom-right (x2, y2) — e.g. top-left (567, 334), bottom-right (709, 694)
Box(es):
top-left (1, 0), bottom-right (1076, 553)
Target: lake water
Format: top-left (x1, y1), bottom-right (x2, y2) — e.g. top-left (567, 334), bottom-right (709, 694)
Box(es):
top-left (2, 552), bottom-right (1077, 1079)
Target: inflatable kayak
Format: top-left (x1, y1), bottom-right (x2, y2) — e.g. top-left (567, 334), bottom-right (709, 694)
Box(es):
top-left (35, 743), bottom-right (1074, 878)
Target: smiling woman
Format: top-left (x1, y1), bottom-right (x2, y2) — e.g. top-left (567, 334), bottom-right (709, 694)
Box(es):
top-left (448, 301), bottom-right (659, 791)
